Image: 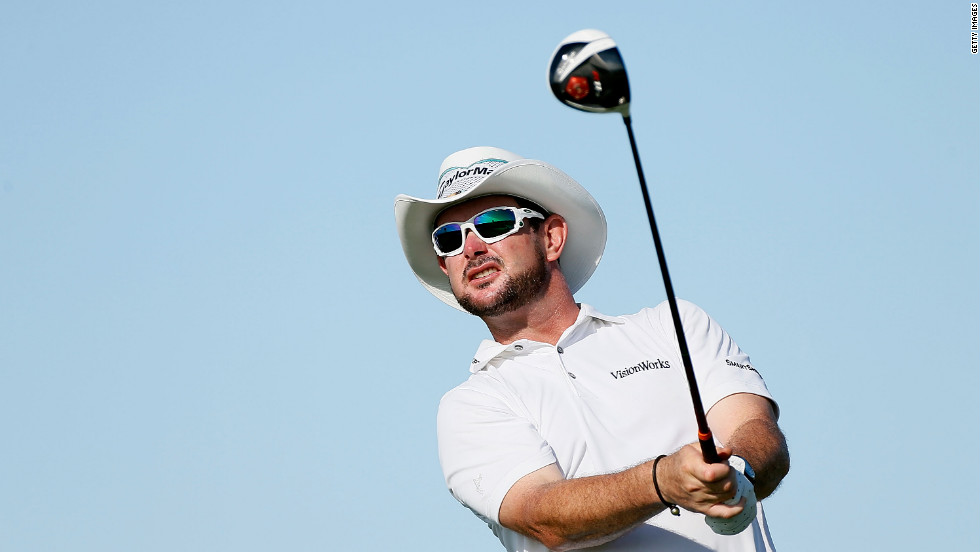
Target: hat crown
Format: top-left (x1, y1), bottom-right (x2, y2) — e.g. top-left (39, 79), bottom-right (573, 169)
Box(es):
top-left (436, 147), bottom-right (523, 199)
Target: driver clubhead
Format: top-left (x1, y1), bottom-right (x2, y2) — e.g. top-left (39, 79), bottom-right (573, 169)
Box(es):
top-left (549, 29), bottom-right (630, 116)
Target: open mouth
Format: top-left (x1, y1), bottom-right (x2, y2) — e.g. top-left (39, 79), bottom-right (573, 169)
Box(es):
top-left (471, 267), bottom-right (499, 280)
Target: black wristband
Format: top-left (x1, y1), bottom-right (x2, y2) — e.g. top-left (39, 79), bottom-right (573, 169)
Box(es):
top-left (652, 455), bottom-right (680, 516)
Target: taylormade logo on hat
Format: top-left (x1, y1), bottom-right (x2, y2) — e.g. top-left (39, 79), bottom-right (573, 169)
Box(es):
top-left (437, 158), bottom-right (509, 199)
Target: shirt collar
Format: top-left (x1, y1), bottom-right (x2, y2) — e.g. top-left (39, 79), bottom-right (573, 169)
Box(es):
top-left (468, 303), bottom-right (625, 373)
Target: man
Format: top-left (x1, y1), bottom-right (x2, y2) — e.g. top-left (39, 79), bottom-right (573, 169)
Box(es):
top-left (394, 146), bottom-right (789, 551)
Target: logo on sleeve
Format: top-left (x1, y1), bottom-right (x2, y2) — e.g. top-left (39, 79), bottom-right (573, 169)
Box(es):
top-left (726, 359), bottom-right (759, 374)
top-left (610, 358), bottom-right (671, 379)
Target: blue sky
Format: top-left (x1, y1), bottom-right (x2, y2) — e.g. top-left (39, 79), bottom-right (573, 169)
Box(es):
top-left (1, 1), bottom-right (977, 551)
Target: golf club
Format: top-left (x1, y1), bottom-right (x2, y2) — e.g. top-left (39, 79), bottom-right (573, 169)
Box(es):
top-left (548, 29), bottom-right (719, 465)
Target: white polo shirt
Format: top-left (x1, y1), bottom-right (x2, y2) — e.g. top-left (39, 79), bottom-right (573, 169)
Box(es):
top-left (437, 301), bottom-right (778, 552)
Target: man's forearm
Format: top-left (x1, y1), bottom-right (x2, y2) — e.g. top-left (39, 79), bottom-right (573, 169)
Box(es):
top-left (500, 442), bottom-right (748, 550)
top-left (726, 417), bottom-right (790, 499)
top-left (502, 461), bottom-right (664, 551)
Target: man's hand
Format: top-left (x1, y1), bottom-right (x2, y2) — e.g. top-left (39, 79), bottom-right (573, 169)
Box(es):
top-left (656, 444), bottom-right (747, 519)
top-left (704, 456), bottom-right (757, 535)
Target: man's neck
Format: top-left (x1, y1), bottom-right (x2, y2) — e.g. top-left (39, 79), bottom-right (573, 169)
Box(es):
top-left (482, 290), bottom-right (580, 346)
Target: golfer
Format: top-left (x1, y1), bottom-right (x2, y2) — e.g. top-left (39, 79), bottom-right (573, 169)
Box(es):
top-left (394, 146), bottom-right (789, 551)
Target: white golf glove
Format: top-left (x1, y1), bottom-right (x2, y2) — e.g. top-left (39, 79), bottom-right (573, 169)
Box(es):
top-left (705, 455), bottom-right (757, 535)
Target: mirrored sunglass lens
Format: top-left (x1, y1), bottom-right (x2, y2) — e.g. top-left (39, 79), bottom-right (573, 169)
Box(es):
top-left (434, 224), bottom-right (463, 253)
top-left (474, 209), bottom-right (518, 239)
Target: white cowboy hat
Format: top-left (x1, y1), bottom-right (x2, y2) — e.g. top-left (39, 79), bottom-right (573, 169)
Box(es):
top-left (394, 146), bottom-right (607, 311)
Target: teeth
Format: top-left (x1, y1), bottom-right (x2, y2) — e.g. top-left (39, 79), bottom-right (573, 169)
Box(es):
top-left (473, 268), bottom-right (498, 279)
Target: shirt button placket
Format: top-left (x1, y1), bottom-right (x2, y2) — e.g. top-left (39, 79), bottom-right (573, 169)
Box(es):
top-left (556, 345), bottom-right (578, 382)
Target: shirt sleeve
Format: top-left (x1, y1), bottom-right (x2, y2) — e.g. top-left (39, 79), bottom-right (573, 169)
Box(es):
top-left (437, 381), bottom-right (558, 524)
top-left (653, 299), bottom-right (778, 417)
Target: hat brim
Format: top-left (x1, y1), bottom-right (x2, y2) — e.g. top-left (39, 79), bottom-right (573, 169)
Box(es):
top-left (394, 158), bottom-right (606, 311)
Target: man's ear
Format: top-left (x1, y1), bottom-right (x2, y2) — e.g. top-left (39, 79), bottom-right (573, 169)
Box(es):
top-left (541, 214), bottom-right (568, 263)
top-left (438, 255), bottom-right (449, 275)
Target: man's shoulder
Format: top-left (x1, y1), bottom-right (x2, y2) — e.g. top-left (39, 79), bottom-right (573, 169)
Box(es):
top-left (436, 370), bottom-right (524, 431)
top-left (438, 368), bottom-right (507, 406)
top-left (578, 301), bottom-right (713, 345)
top-left (611, 300), bottom-right (710, 324)
top-left (587, 302), bottom-right (664, 327)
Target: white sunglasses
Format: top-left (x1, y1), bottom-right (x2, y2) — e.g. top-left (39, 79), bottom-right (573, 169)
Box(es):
top-left (431, 206), bottom-right (545, 257)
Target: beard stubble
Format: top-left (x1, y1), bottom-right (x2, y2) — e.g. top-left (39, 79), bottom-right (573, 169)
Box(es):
top-left (456, 242), bottom-right (549, 318)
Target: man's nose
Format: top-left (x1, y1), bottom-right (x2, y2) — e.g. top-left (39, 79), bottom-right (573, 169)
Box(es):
top-left (462, 229), bottom-right (488, 257)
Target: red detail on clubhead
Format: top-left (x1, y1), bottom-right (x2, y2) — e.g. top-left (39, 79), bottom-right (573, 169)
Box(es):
top-left (565, 76), bottom-right (590, 100)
